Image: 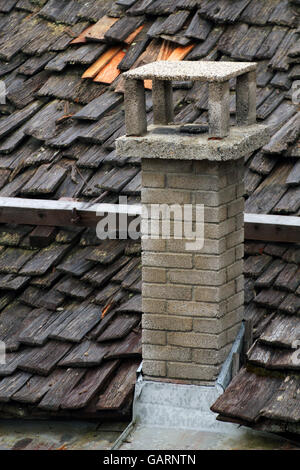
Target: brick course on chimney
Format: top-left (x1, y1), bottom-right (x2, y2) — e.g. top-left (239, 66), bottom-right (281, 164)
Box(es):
top-left (141, 158), bottom-right (244, 384)
top-left (116, 61), bottom-right (269, 386)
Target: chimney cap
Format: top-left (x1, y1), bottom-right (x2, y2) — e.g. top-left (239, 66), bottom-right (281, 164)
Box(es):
top-left (123, 61), bottom-right (257, 83)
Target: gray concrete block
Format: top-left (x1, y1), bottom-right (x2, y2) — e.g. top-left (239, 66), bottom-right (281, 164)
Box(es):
top-left (124, 61), bottom-right (257, 82)
top-left (152, 79), bottom-right (174, 125)
top-left (208, 81), bottom-right (230, 137)
top-left (124, 78), bottom-right (147, 136)
top-left (117, 124), bottom-right (269, 161)
top-left (236, 71), bottom-right (256, 126)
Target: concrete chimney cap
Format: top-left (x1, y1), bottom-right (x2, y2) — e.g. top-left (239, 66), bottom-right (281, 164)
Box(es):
top-left (123, 61), bottom-right (257, 83)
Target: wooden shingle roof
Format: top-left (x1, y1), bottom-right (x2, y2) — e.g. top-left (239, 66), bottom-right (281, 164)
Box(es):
top-left (0, 0), bottom-right (299, 425)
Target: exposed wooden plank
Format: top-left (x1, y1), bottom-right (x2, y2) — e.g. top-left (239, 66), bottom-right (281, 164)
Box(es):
top-left (115, 294), bottom-right (142, 313)
top-left (84, 16), bottom-right (118, 42)
top-left (167, 43), bottom-right (195, 60)
top-left (244, 213), bottom-right (300, 243)
top-left (274, 263), bottom-right (300, 292)
top-left (118, 24), bottom-right (151, 71)
top-left (260, 375), bottom-right (300, 423)
top-left (0, 198), bottom-right (299, 244)
top-left (0, 197), bottom-right (141, 228)
top-left (93, 283), bottom-right (121, 306)
top-left (93, 49), bottom-right (127, 84)
top-left (124, 24), bottom-right (145, 45)
top-left (0, 273), bottom-right (30, 291)
top-left (185, 12), bottom-right (212, 41)
top-left (255, 259), bottom-right (286, 288)
top-left (0, 101), bottom-right (43, 140)
top-left (20, 243), bottom-right (70, 276)
top-left (70, 25), bottom-right (95, 45)
top-left (86, 240), bottom-right (126, 265)
top-left (18, 308), bottom-right (62, 346)
top-left (243, 318), bottom-right (253, 357)
top-left (244, 254), bottom-right (272, 278)
top-left (254, 288), bottom-right (287, 309)
top-left (0, 247), bottom-right (36, 274)
top-left (82, 46), bottom-right (122, 79)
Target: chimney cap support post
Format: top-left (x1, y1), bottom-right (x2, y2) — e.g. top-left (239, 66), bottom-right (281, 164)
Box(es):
top-left (124, 61), bottom-right (258, 138)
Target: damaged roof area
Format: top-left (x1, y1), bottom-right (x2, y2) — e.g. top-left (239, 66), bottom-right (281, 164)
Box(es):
top-left (0, 0), bottom-right (299, 425)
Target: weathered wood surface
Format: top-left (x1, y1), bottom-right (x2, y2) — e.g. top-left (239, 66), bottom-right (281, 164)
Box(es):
top-left (255, 259), bottom-right (285, 288)
top-left (97, 359), bottom-right (139, 410)
top-left (55, 275), bottom-right (93, 300)
top-left (260, 375), bottom-right (300, 423)
top-left (19, 243), bottom-right (69, 276)
top-left (13, 369), bottom-right (66, 404)
top-left (82, 256), bottom-right (130, 286)
top-left (244, 254), bottom-right (272, 278)
top-left (115, 294), bottom-right (142, 313)
top-left (38, 0), bottom-right (82, 25)
top-left (0, 198), bottom-right (141, 229)
top-left (0, 247), bottom-right (36, 274)
top-left (97, 313), bottom-right (140, 342)
top-left (49, 303), bottom-right (101, 343)
top-left (105, 330), bottom-right (142, 359)
top-left (0, 371), bottom-right (31, 402)
top-left (0, 0), bottom-right (299, 426)
top-left (74, 92), bottom-right (122, 121)
top-left (211, 367), bottom-right (282, 423)
top-left (29, 226), bottom-right (56, 248)
top-left (185, 11), bottom-right (211, 41)
top-left (248, 341), bottom-right (300, 371)
top-left (274, 263), bottom-right (300, 292)
top-left (59, 340), bottom-right (110, 367)
top-left (87, 240), bottom-right (126, 265)
top-left (255, 288), bottom-right (287, 309)
top-left (279, 293), bottom-right (300, 315)
top-left (60, 360), bottom-right (119, 409)
top-left (17, 308), bottom-right (60, 346)
top-left (0, 102), bottom-right (42, 140)
top-left (38, 368), bottom-right (85, 411)
top-left (18, 340), bottom-right (72, 376)
top-left (260, 313), bottom-right (300, 349)
top-left (244, 214), bottom-right (300, 243)
top-left (105, 15), bottom-right (145, 42)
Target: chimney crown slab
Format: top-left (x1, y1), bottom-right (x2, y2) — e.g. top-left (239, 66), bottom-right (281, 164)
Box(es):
top-left (123, 61), bottom-right (256, 82)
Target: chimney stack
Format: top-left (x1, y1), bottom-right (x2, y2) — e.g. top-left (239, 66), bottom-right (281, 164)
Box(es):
top-left (117, 61), bottom-right (269, 385)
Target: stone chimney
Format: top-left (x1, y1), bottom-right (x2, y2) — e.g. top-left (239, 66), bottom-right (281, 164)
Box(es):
top-left (116, 62), bottom-right (269, 386)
